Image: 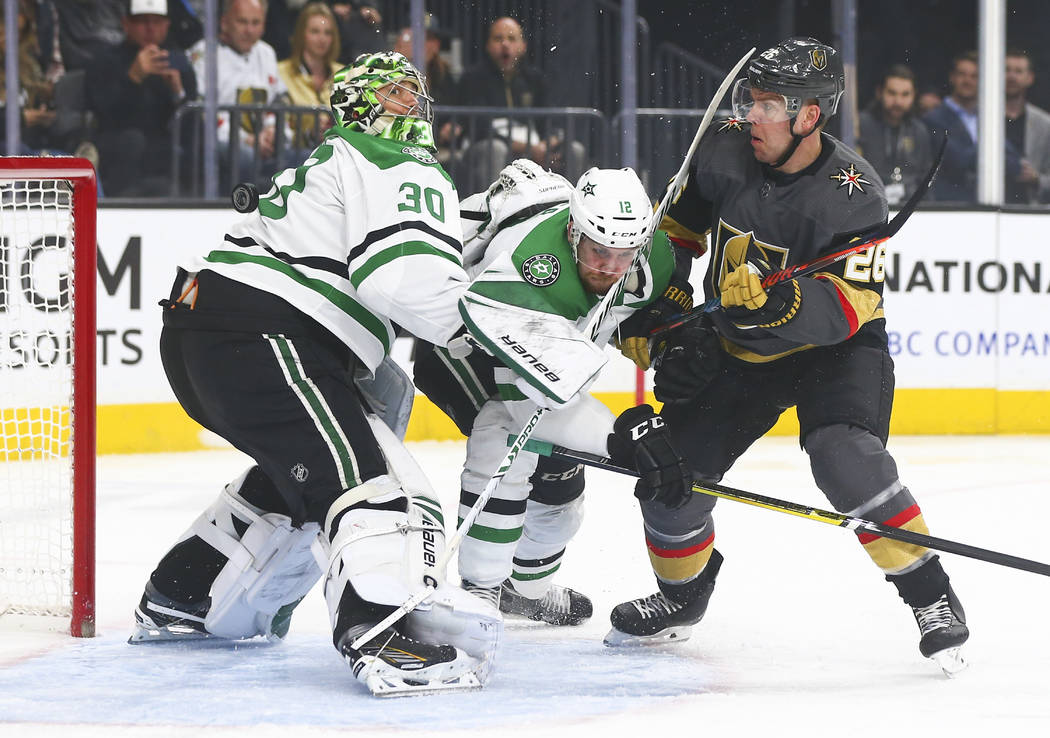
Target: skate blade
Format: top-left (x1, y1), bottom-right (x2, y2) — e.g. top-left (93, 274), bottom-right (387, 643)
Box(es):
top-left (930, 646), bottom-right (968, 678)
top-left (366, 669), bottom-right (484, 698)
top-left (603, 625), bottom-right (693, 647)
top-left (128, 623), bottom-right (212, 644)
top-left (349, 654), bottom-right (486, 698)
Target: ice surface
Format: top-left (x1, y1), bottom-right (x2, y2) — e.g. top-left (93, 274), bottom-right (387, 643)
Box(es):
top-left (3, 436), bottom-right (1049, 737)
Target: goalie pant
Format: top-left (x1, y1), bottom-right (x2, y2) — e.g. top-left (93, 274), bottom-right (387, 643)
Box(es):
top-left (145, 271), bottom-right (494, 658)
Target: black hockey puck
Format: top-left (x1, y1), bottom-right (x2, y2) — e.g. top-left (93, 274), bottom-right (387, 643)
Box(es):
top-left (231, 182), bottom-right (259, 213)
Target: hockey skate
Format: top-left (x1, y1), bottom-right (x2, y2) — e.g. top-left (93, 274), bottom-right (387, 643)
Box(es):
top-left (338, 624), bottom-right (486, 697)
top-left (605, 549), bottom-right (723, 646)
top-left (129, 582), bottom-right (212, 643)
top-left (500, 579), bottom-right (593, 626)
top-left (461, 579), bottom-right (502, 608)
top-left (912, 585), bottom-right (969, 677)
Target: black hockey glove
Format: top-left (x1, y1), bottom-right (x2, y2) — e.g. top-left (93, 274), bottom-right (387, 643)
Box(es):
top-left (607, 404), bottom-right (693, 509)
top-left (617, 280), bottom-right (694, 370)
top-left (652, 316), bottom-right (722, 405)
top-left (720, 263), bottom-right (801, 329)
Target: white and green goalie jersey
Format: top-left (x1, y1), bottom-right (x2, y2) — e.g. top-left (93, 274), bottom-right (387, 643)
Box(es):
top-left (460, 204), bottom-right (676, 404)
top-left (185, 128), bottom-right (467, 372)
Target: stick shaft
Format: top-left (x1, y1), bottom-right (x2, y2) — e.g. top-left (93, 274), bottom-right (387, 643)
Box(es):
top-left (530, 440), bottom-right (1050, 578)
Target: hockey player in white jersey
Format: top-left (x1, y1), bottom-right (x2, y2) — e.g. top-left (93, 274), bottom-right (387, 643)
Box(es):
top-left (413, 161), bottom-right (696, 623)
top-left (131, 52), bottom-right (501, 696)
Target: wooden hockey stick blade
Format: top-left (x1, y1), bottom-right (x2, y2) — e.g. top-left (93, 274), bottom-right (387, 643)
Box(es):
top-left (651, 132), bottom-right (949, 338)
top-left (519, 438), bottom-right (1050, 578)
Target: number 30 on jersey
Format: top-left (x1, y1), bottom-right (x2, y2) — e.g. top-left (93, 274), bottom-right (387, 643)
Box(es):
top-left (843, 243), bottom-right (887, 282)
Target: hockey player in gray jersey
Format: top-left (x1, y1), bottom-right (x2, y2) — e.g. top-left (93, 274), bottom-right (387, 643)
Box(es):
top-left (609, 37), bottom-right (970, 675)
top-left (130, 52), bottom-right (502, 696)
top-left (413, 162), bottom-right (694, 626)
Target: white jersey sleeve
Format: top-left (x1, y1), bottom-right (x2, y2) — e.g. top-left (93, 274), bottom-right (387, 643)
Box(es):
top-left (185, 130), bottom-right (468, 372)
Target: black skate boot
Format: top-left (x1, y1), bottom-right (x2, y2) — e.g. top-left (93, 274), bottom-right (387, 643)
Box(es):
top-left (129, 581), bottom-right (211, 643)
top-left (334, 581), bottom-right (484, 696)
top-left (605, 549), bottom-right (723, 646)
top-left (912, 585), bottom-right (969, 676)
top-left (337, 624), bottom-right (482, 696)
top-left (499, 579), bottom-right (593, 626)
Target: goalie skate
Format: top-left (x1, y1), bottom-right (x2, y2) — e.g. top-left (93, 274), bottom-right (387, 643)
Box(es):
top-left (500, 580), bottom-right (593, 626)
top-left (129, 583), bottom-right (212, 643)
top-left (605, 549), bottom-right (722, 647)
top-left (339, 625), bottom-right (485, 697)
top-left (912, 585), bottom-right (969, 678)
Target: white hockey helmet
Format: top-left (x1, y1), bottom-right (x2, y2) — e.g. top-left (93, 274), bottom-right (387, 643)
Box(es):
top-left (567, 167), bottom-right (653, 256)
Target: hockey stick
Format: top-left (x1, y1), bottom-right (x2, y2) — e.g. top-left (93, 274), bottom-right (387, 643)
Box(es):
top-left (518, 438), bottom-right (1050, 578)
top-left (348, 47), bottom-right (757, 652)
top-left (651, 132), bottom-right (949, 338)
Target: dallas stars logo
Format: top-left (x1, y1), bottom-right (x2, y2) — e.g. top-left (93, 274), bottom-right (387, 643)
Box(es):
top-left (521, 254), bottom-right (560, 286)
top-left (579, 182), bottom-right (597, 196)
top-left (829, 163), bottom-right (871, 198)
top-left (718, 116), bottom-right (747, 132)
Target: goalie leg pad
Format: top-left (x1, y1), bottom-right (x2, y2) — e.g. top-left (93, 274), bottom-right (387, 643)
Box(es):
top-left (322, 479), bottom-right (442, 629)
top-left (404, 582), bottom-right (503, 672)
top-left (192, 470), bottom-right (325, 640)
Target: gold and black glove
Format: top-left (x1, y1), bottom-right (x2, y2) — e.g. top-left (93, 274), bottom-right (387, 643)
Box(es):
top-left (618, 281), bottom-right (693, 370)
top-left (720, 263), bottom-right (801, 329)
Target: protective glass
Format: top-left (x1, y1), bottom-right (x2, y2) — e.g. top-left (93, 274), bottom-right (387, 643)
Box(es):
top-left (576, 239), bottom-right (642, 277)
top-left (731, 79), bottom-right (799, 124)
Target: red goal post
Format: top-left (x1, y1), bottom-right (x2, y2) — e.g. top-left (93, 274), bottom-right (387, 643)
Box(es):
top-left (0, 157), bottom-right (96, 637)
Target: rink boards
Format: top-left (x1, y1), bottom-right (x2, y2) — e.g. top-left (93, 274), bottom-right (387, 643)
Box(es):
top-left (4, 206), bottom-right (1047, 453)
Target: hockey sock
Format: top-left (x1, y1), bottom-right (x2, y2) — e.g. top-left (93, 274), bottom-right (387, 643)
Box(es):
top-left (886, 555), bottom-right (950, 608)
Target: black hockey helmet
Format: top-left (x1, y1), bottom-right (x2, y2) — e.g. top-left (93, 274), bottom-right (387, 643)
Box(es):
top-left (742, 36), bottom-right (845, 118)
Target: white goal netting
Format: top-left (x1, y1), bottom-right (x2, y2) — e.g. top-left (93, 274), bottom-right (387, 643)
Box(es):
top-left (0, 178), bottom-right (79, 619)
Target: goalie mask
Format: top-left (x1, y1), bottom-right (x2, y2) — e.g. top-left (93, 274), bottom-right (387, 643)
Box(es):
top-left (567, 167), bottom-right (653, 283)
top-left (330, 51), bottom-right (436, 151)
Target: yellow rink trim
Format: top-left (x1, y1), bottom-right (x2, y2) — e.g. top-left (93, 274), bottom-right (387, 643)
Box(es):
top-left (89, 388), bottom-right (1050, 455)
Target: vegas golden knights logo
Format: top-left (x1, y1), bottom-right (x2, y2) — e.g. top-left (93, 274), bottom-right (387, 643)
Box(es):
top-left (810, 49), bottom-right (827, 70)
top-left (713, 220), bottom-right (789, 291)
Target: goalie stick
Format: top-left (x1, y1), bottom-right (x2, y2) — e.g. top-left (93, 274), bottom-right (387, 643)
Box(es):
top-left (347, 47), bottom-right (758, 660)
top-left (517, 437), bottom-right (1050, 578)
top-left (651, 132), bottom-right (949, 338)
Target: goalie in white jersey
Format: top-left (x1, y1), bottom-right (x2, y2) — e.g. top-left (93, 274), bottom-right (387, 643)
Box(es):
top-left (131, 52), bottom-right (501, 697)
top-left (414, 161), bottom-right (697, 625)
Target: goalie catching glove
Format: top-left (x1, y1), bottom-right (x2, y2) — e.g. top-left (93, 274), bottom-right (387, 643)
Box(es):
top-left (720, 261), bottom-right (801, 329)
top-left (617, 279), bottom-right (694, 370)
top-left (607, 405), bottom-right (692, 509)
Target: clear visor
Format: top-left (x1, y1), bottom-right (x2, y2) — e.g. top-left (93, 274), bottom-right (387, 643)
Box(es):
top-left (731, 79), bottom-right (800, 124)
top-left (377, 76), bottom-right (434, 125)
top-left (576, 239), bottom-right (642, 277)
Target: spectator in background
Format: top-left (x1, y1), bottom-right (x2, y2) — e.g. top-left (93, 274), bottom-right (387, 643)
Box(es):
top-left (917, 88), bottom-right (942, 116)
top-left (86, 0), bottom-right (197, 196)
top-left (1004, 48), bottom-right (1050, 204)
top-left (37, 0), bottom-right (125, 73)
top-left (278, 1), bottom-right (340, 149)
top-left (328, 1), bottom-right (384, 64)
top-left (1, 1), bottom-right (57, 153)
top-left (457, 16), bottom-right (585, 193)
top-left (190, 0), bottom-right (295, 191)
top-left (924, 50), bottom-right (1022, 202)
top-left (857, 65), bottom-right (933, 206)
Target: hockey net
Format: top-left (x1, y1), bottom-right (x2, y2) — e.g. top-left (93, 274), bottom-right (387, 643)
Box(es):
top-left (0, 157), bottom-right (96, 637)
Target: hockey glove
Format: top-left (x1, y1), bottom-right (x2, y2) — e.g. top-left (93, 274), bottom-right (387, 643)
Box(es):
top-left (607, 404), bottom-right (692, 509)
top-left (617, 280), bottom-right (694, 370)
top-left (652, 317), bottom-right (722, 405)
top-left (720, 263), bottom-right (801, 329)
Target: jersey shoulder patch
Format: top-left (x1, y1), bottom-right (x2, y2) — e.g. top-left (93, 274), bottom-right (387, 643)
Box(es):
top-left (520, 253), bottom-right (561, 286)
top-left (716, 116), bottom-right (748, 134)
